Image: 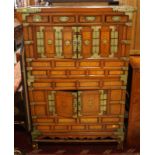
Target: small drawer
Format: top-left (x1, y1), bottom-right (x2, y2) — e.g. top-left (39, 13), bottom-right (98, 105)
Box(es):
top-left (27, 15), bottom-right (49, 23)
top-left (106, 15), bottom-right (128, 23)
top-left (79, 15), bottom-right (101, 23)
top-left (52, 15), bottom-right (75, 23)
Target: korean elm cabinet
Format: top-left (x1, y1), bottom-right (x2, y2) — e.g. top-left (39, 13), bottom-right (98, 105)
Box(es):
top-left (17, 5), bottom-right (134, 149)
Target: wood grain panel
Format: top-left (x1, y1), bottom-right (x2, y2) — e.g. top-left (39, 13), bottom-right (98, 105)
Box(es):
top-left (55, 91), bottom-right (75, 117)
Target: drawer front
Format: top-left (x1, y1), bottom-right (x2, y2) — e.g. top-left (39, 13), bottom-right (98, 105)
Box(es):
top-left (79, 15), bottom-right (102, 23)
top-left (52, 15), bottom-right (76, 23)
top-left (35, 124), bottom-right (121, 133)
top-left (26, 15), bottom-right (49, 23)
top-left (105, 15), bottom-right (129, 23)
top-left (28, 68), bottom-right (126, 79)
top-left (27, 79), bottom-right (124, 90)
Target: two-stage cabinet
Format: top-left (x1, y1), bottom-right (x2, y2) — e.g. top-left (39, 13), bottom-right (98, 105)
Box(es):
top-left (17, 5), bottom-right (135, 148)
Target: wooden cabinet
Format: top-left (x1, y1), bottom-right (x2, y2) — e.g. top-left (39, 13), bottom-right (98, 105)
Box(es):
top-left (17, 5), bottom-right (134, 148)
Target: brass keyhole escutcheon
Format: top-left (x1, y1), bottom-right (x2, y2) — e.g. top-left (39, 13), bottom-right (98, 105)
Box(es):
top-left (65, 40), bottom-right (71, 46)
top-left (84, 40), bottom-right (90, 46)
top-left (102, 39), bottom-right (107, 44)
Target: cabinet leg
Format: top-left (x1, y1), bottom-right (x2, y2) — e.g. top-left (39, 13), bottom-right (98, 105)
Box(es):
top-left (117, 141), bottom-right (123, 150)
top-left (32, 142), bottom-right (39, 150)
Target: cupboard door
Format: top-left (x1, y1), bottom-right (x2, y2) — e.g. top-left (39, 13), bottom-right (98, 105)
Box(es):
top-left (78, 90), bottom-right (108, 116)
top-left (55, 91), bottom-right (77, 118)
top-left (78, 25), bottom-right (128, 58)
top-left (80, 27), bottom-right (92, 58)
top-left (35, 26), bottom-right (76, 58)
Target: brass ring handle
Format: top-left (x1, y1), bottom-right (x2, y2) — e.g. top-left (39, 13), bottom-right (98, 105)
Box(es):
top-left (84, 40), bottom-right (90, 46)
top-left (64, 40), bottom-right (71, 46)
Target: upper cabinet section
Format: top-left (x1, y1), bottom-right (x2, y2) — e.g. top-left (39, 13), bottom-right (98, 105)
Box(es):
top-left (24, 25), bottom-right (130, 59)
top-left (17, 6), bottom-right (135, 59)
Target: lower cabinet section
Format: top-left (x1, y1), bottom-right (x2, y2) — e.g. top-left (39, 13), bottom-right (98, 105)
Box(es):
top-left (29, 89), bottom-right (125, 142)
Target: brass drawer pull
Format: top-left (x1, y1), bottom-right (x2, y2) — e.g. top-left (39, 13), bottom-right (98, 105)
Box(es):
top-left (33, 15), bottom-right (42, 22)
top-left (64, 40), bottom-right (71, 46)
top-left (84, 40), bottom-right (90, 46)
top-left (112, 16), bottom-right (121, 22)
top-left (59, 16), bottom-right (69, 22)
top-left (85, 16), bottom-right (96, 22)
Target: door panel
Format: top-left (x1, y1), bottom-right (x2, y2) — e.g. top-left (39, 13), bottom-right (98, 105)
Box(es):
top-left (44, 27), bottom-right (55, 57)
top-left (78, 90), bottom-right (108, 116)
top-left (81, 27), bottom-right (92, 58)
top-left (100, 26), bottom-right (110, 57)
top-left (35, 26), bottom-right (75, 58)
top-left (62, 27), bottom-right (73, 58)
top-left (55, 91), bottom-right (77, 118)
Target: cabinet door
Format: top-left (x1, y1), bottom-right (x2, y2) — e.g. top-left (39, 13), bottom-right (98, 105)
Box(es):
top-left (55, 91), bottom-right (77, 118)
top-left (78, 25), bottom-right (127, 58)
top-left (77, 90), bottom-right (108, 116)
top-left (35, 26), bottom-right (76, 58)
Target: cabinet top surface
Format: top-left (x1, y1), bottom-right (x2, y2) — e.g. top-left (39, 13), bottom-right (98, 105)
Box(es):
top-left (16, 5), bottom-right (135, 13)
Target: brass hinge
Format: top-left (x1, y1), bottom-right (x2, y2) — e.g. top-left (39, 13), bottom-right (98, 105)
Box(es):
top-left (78, 91), bottom-right (82, 116)
top-left (31, 127), bottom-right (42, 140)
top-left (27, 78), bottom-right (34, 87)
top-left (72, 92), bottom-right (78, 118)
top-left (26, 58), bottom-right (33, 62)
top-left (23, 23), bottom-right (30, 27)
top-left (32, 116), bottom-right (37, 119)
top-left (119, 122), bottom-right (124, 125)
top-left (121, 40), bottom-right (131, 45)
top-left (121, 75), bottom-right (128, 84)
top-left (26, 67), bottom-right (33, 70)
top-left (48, 91), bottom-right (56, 115)
top-left (121, 57), bottom-right (129, 61)
top-left (24, 41), bottom-right (34, 45)
top-left (22, 13), bottom-right (29, 21)
top-left (119, 114), bottom-right (125, 118)
top-left (112, 6), bottom-right (137, 21)
top-left (121, 86), bottom-right (127, 90)
top-left (120, 101), bottom-right (125, 105)
top-left (122, 67), bottom-right (128, 71)
top-left (125, 22), bottom-right (132, 27)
